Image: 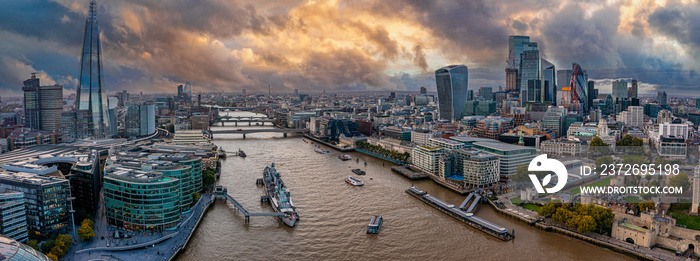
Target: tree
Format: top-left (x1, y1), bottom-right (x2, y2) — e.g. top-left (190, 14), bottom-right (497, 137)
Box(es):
top-left (595, 156), bottom-right (614, 173)
top-left (78, 219), bottom-right (95, 241)
top-left (616, 134), bottom-right (643, 147)
top-left (577, 215), bottom-right (597, 233)
top-left (638, 201), bottom-right (656, 212)
top-left (669, 172), bottom-right (691, 192)
top-left (538, 203), bottom-right (561, 217)
top-left (202, 168), bottom-right (216, 192)
top-left (193, 192), bottom-right (201, 202)
top-left (513, 164), bottom-right (530, 183)
top-left (590, 136), bottom-right (608, 147)
top-left (46, 253), bottom-right (59, 261)
top-left (26, 240), bottom-right (39, 250)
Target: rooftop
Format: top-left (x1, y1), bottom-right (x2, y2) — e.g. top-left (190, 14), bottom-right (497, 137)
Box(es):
top-left (472, 141), bottom-right (537, 152)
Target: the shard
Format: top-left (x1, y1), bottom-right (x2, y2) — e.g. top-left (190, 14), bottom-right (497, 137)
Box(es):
top-left (76, 0), bottom-right (111, 139)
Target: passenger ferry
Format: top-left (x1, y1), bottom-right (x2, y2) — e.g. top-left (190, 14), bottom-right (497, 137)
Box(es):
top-left (405, 187), bottom-right (513, 241)
top-left (345, 176), bottom-right (364, 186)
top-left (314, 145), bottom-right (329, 154)
top-left (338, 154), bottom-right (352, 161)
top-left (352, 169), bottom-right (366, 175)
top-left (367, 215), bottom-right (383, 234)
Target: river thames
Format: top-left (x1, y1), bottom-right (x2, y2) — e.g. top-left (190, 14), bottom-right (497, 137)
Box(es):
top-left (178, 112), bottom-right (632, 260)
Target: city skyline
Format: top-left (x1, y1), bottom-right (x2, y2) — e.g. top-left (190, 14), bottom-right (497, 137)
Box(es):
top-left (0, 0), bottom-right (699, 97)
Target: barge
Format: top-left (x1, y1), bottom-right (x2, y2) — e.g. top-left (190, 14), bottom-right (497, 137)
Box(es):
top-left (406, 187), bottom-right (513, 241)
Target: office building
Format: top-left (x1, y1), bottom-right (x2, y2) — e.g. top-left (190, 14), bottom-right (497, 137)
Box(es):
top-left (473, 117), bottom-right (513, 140)
top-left (0, 171), bottom-right (69, 236)
top-left (479, 87), bottom-right (493, 101)
top-left (587, 81), bottom-right (597, 112)
top-left (126, 104), bottom-right (156, 137)
top-left (104, 166), bottom-right (180, 231)
top-left (519, 50), bottom-right (541, 99)
top-left (506, 36), bottom-right (537, 93)
top-left (420, 86), bottom-right (427, 94)
top-left (612, 80), bottom-right (628, 100)
top-left (435, 65), bottom-right (469, 121)
top-left (7, 128), bottom-right (60, 151)
top-left (542, 106), bottom-right (567, 138)
top-left (455, 150), bottom-right (500, 188)
top-left (628, 79), bottom-right (638, 98)
top-left (60, 112), bottom-right (77, 143)
top-left (22, 74), bottom-right (63, 132)
top-left (411, 129), bottom-right (431, 145)
top-left (471, 141), bottom-right (536, 183)
top-left (657, 91), bottom-right (667, 106)
top-left (76, 1), bottom-right (112, 139)
top-left (0, 191), bottom-right (28, 242)
top-left (542, 59), bottom-right (556, 103)
top-left (383, 126), bottom-right (410, 141)
top-left (411, 145), bottom-right (446, 175)
top-left (618, 106), bottom-right (643, 127)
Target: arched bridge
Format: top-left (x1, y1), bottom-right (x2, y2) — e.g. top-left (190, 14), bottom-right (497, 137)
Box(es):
top-left (210, 128), bottom-right (307, 138)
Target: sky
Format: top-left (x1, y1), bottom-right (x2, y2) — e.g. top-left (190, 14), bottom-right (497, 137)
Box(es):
top-left (0, 0), bottom-right (699, 96)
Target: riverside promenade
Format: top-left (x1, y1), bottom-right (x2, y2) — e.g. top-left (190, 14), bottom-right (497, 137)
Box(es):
top-left (65, 194), bottom-right (215, 261)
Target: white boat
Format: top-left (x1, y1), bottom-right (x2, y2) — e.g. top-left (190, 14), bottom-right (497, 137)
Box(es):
top-left (345, 176), bottom-right (364, 186)
top-left (338, 154), bottom-right (352, 161)
top-left (314, 145), bottom-right (329, 154)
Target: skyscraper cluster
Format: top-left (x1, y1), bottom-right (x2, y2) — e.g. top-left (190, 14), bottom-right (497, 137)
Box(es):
top-left (506, 36), bottom-right (556, 107)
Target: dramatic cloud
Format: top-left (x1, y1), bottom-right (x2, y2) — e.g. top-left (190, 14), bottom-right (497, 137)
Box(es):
top-left (0, 0), bottom-right (698, 95)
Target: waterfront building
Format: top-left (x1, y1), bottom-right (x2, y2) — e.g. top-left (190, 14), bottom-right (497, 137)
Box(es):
top-left (172, 130), bottom-right (211, 145)
top-left (428, 137), bottom-right (466, 151)
top-left (611, 208), bottom-right (700, 255)
top-left (435, 65), bottom-right (468, 121)
top-left (411, 145), bottom-right (446, 175)
top-left (0, 171), bottom-right (69, 236)
top-left (0, 191), bottom-right (28, 242)
top-left (455, 150), bottom-right (500, 188)
top-left (612, 80), bottom-right (628, 100)
top-left (0, 235), bottom-right (51, 260)
top-left (383, 126), bottom-right (410, 141)
top-left (7, 128), bottom-right (60, 151)
top-left (104, 166), bottom-right (180, 231)
top-left (22, 74), bottom-right (63, 132)
top-left (126, 104), bottom-right (156, 137)
top-left (76, 1), bottom-right (113, 139)
top-left (411, 129), bottom-right (431, 145)
top-left (471, 141), bottom-right (537, 184)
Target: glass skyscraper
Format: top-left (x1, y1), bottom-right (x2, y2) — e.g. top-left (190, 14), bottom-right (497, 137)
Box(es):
top-left (435, 65), bottom-right (468, 121)
top-left (76, 1), bottom-right (111, 139)
top-left (612, 80), bottom-right (628, 100)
